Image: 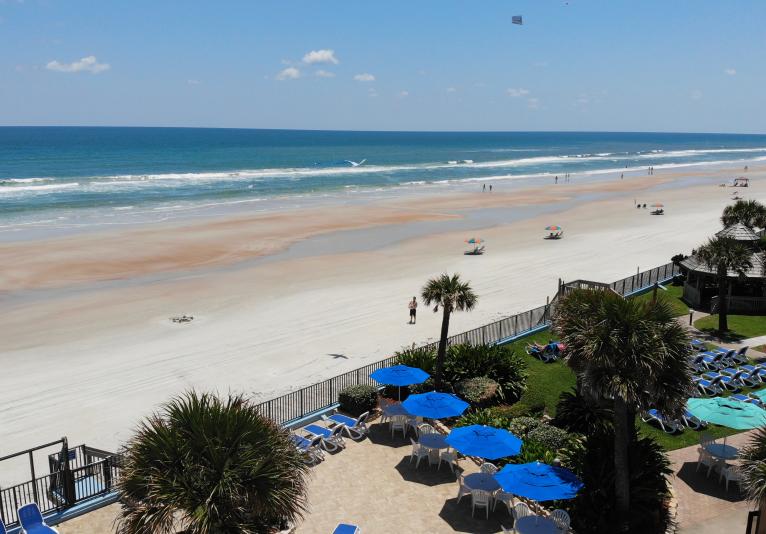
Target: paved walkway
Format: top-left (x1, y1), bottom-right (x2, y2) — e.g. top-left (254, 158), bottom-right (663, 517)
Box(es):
top-left (670, 431), bottom-right (755, 533)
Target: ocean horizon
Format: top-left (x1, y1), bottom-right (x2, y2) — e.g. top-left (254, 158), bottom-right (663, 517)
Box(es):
top-left (2, 127), bottom-right (765, 234)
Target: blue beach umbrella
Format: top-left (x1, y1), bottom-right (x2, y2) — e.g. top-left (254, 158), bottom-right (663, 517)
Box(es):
top-left (446, 425), bottom-right (522, 460)
top-left (370, 365), bottom-right (430, 400)
top-left (687, 397), bottom-right (766, 430)
top-left (402, 392), bottom-right (469, 419)
top-left (494, 461), bottom-right (583, 502)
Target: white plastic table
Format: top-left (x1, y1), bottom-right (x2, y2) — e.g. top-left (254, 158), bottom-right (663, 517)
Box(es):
top-left (419, 434), bottom-right (448, 450)
top-left (514, 516), bottom-right (559, 534)
top-left (463, 472), bottom-right (500, 492)
top-left (706, 443), bottom-right (738, 460)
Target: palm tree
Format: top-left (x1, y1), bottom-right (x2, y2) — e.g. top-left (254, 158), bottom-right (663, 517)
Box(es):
top-left (117, 391), bottom-right (310, 534)
top-left (740, 427), bottom-right (766, 534)
top-left (721, 199), bottom-right (766, 229)
top-left (553, 289), bottom-right (693, 533)
top-left (421, 273), bottom-right (478, 390)
top-left (696, 236), bottom-right (753, 332)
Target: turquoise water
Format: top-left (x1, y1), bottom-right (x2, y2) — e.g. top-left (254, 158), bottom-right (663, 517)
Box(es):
top-left (1, 127), bottom-right (765, 232)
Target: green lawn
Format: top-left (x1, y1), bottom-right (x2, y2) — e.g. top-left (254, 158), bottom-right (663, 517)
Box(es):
top-left (694, 314), bottom-right (766, 341)
top-left (631, 283), bottom-right (689, 317)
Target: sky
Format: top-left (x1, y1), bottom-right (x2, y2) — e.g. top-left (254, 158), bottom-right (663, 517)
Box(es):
top-left (1, 1), bottom-right (765, 133)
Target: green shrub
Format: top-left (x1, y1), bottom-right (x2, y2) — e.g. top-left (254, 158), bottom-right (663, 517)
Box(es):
top-left (408, 378), bottom-right (436, 395)
top-left (552, 389), bottom-right (614, 435)
top-left (507, 416), bottom-right (543, 438)
top-left (503, 400), bottom-right (546, 418)
top-left (454, 407), bottom-right (512, 429)
top-left (338, 384), bottom-right (378, 416)
top-left (395, 346), bottom-right (436, 375)
top-left (445, 344), bottom-right (528, 402)
top-left (456, 377), bottom-right (499, 407)
top-left (511, 440), bottom-right (558, 465)
top-left (527, 424), bottom-right (570, 452)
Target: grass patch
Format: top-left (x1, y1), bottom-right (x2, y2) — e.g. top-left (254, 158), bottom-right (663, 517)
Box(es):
top-left (753, 345), bottom-right (766, 354)
top-left (637, 417), bottom-right (741, 451)
top-left (631, 283), bottom-right (689, 317)
top-left (694, 314), bottom-right (766, 341)
top-left (501, 330), bottom-right (576, 418)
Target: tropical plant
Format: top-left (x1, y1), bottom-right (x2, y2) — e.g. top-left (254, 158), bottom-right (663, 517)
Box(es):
top-left (696, 236), bottom-right (754, 332)
top-left (394, 345), bottom-right (436, 375)
top-left (721, 199), bottom-right (766, 229)
top-left (507, 416), bottom-right (543, 438)
top-left (670, 253), bottom-right (688, 267)
top-left (444, 344), bottom-right (528, 403)
top-left (455, 376), bottom-right (499, 407)
top-left (553, 289), bottom-right (692, 532)
top-left (564, 427), bottom-right (674, 534)
top-left (117, 391), bottom-right (310, 534)
top-left (421, 273), bottom-right (478, 390)
top-left (338, 384), bottom-right (378, 416)
top-left (553, 389), bottom-right (614, 435)
top-left (510, 440), bottom-right (558, 465)
top-left (453, 407), bottom-right (513, 429)
top-left (527, 424), bottom-right (570, 452)
top-left (738, 426), bottom-right (766, 534)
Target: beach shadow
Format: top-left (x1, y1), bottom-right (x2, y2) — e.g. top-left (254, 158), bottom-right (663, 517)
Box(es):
top-left (437, 497), bottom-right (509, 533)
top-left (676, 461), bottom-right (745, 502)
top-left (327, 353), bottom-right (348, 359)
top-left (393, 456), bottom-right (459, 487)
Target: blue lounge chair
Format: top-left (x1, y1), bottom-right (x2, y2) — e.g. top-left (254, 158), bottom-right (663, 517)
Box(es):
top-left (711, 348), bottom-right (737, 367)
top-left (333, 524), bottom-right (360, 534)
top-left (688, 354), bottom-right (708, 373)
top-left (681, 410), bottom-right (706, 430)
top-left (699, 351), bottom-right (726, 371)
top-left (732, 394), bottom-right (764, 408)
top-left (641, 409), bottom-right (682, 433)
top-left (291, 434), bottom-right (324, 464)
top-left (304, 424), bottom-right (346, 452)
top-left (700, 372), bottom-right (741, 391)
top-left (322, 411), bottom-right (369, 440)
top-left (694, 376), bottom-right (723, 396)
top-left (18, 503), bottom-right (58, 533)
top-left (0, 517), bottom-right (5, 534)
top-left (729, 346), bottom-right (749, 365)
top-left (690, 339), bottom-right (706, 351)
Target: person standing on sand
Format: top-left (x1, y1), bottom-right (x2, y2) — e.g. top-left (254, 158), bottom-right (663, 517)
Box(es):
top-left (489, 184), bottom-right (492, 192)
top-left (408, 297), bottom-right (417, 324)
top-left (483, 184), bottom-right (486, 192)
top-left (555, 176), bottom-right (558, 184)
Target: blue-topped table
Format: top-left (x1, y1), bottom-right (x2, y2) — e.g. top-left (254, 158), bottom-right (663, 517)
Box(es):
top-left (514, 516), bottom-right (558, 534)
top-left (419, 434), bottom-right (448, 450)
top-left (464, 472), bottom-right (500, 492)
top-left (705, 443), bottom-right (738, 460)
top-left (383, 403), bottom-right (410, 417)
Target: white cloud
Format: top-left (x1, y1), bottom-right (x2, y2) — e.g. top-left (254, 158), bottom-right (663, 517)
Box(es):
top-left (187, 79), bottom-right (201, 85)
top-left (724, 68), bottom-right (736, 76)
top-left (691, 89), bottom-right (703, 100)
top-left (315, 69), bottom-right (335, 78)
top-left (507, 88), bottom-right (530, 98)
top-left (302, 49), bottom-right (339, 65)
top-left (527, 97), bottom-right (540, 109)
top-left (398, 90), bottom-right (409, 98)
top-left (46, 55), bottom-right (110, 74)
top-left (354, 73), bottom-right (375, 82)
top-left (446, 87), bottom-right (457, 93)
top-left (276, 67), bottom-right (300, 80)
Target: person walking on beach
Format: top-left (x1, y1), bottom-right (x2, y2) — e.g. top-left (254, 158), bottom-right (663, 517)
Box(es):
top-left (555, 176), bottom-right (558, 184)
top-left (408, 297), bottom-right (418, 324)
top-left (482, 183), bottom-right (486, 192)
top-left (489, 184), bottom-right (492, 192)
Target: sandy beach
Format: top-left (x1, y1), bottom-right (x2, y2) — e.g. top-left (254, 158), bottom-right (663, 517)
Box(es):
top-left (1, 164), bottom-right (764, 466)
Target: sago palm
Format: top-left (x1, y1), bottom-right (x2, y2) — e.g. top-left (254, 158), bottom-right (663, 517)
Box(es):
top-left (740, 427), bottom-right (766, 534)
top-left (421, 273), bottom-right (477, 390)
top-left (553, 289), bottom-right (692, 533)
top-left (696, 236), bottom-right (753, 332)
top-left (721, 199), bottom-right (766, 230)
top-left (117, 391), bottom-right (310, 534)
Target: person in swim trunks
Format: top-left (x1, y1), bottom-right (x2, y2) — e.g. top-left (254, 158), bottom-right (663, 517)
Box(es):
top-left (408, 297), bottom-right (418, 324)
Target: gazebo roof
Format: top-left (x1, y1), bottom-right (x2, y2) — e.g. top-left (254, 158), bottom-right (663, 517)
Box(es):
top-left (681, 251), bottom-right (766, 279)
top-left (715, 223), bottom-right (760, 242)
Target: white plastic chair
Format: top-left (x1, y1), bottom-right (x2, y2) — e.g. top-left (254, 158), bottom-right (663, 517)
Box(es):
top-left (695, 447), bottom-right (718, 478)
top-left (407, 416), bottom-right (423, 436)
top-left (471, 489), bottom-right (492, 519)
top-left (439, 449), bottom-right (458, 473)
top-left (409, 438), bottom-right (429, 468)
top-left (551, 509), bottom-right (571, 532)
top-left (390, 415), bottom-right (407, 439)
top-left (493, 491), bottom-right (515, 515)
top-left (512, 502), bottom-right (532, 524)
top-left (418, 423), bottom-right (437, 435)
top-left (480, 462), bottom-right (499, 475)
top-left (456, 473), bottom-right (470, 504)
top-left (720, 464), bottom-right (742, 491)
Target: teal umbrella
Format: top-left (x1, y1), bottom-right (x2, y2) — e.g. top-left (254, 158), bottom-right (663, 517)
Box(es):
top-left (687, 397), bottom-right (766, 430)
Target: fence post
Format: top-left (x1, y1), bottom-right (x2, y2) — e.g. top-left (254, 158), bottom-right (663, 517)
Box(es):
top-left (28, 450), bottom-right (38, 505)
top-left (103, 457), bottom-right (112, 492)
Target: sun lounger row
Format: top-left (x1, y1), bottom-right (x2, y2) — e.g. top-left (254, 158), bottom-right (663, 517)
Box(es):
top-left (291, 411), bottom-right (370, 463)
top-left (641, 408), bottom-right (706, 434)
top-left (694, 365), bottom-right (765, 396)
top-left (688, 346), bottom-right (749, 372)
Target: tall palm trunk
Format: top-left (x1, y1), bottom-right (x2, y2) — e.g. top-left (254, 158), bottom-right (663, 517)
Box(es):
top-left (435, 305), bottom-right (451, 391)
top-left (717, 262), bottom-right (729, 332)
top-left (613, 396), bottom-right (631, 533)
top-left (758, 496), bottom-right (766, 534)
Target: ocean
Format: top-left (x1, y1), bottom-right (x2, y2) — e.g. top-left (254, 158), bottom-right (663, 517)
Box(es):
top-left (1, 127), bottom-right (765, 235)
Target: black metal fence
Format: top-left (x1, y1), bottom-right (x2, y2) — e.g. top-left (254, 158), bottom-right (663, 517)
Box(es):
top-left (256, 262), bottom-right (680, 426)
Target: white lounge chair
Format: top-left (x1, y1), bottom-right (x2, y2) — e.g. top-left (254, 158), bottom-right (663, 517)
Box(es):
top-left (304, 423), bottom-right (346, 452)
top-left (323, 411), bottom-right (369, 440)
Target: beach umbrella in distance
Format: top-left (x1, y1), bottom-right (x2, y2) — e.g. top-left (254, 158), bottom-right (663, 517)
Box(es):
top-left (465, 237), bottom-right (484, 244)
top-left (402, 392), bottom-right (469, 419)
top-left (545, 225), bottom-right (562, 231)
top-left (651, 203), bottom-right (664, 208)
top-left (494, 461), bottom-right (583, 502)
top-left (370, 365), bottom-right (429, 400)
top-left (446, 425), bottom-right (522, 460)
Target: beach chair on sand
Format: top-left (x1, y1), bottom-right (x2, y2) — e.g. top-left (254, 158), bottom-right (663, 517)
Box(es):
top-left (641, 409), bottom-right (682, 434)
top-left (333, 524), bottom-right (360, 534)
top-left (304, 424), bottom-right (346, 452)
top-left (291, 434), bottom-right (324, 464)
top-left (464, 245), bottom-right (485, 255)
top-left (18, 503), bottom-right (58, 534)
top-left (322, 411), bottom-right (369, 439)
